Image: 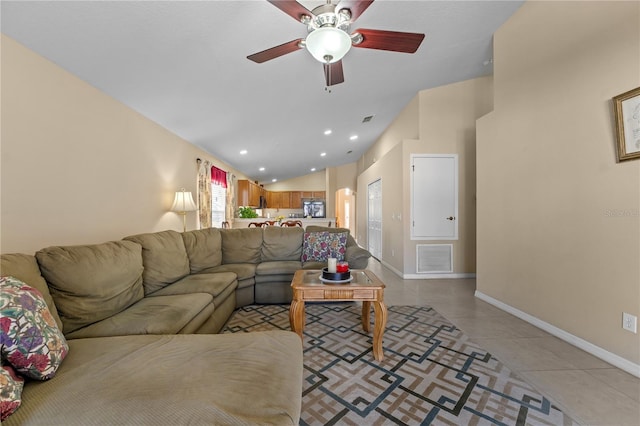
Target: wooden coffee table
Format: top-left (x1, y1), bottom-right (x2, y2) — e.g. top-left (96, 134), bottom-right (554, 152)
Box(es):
top-left (289, 269), bottom-right (387, 361)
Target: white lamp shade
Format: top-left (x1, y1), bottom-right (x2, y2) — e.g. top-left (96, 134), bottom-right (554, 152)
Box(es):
top-left (305, 27), bottom-right (352, 63)
top-left (171, 189), bottom-right (197, 212)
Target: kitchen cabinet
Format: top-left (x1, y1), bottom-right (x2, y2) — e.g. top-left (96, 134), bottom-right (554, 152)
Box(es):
top-left (290, 191), bottom-right (302, 209)
top-left (238, 180), bottom-right (262, 207)
top-left (264, 191), bottom-right (290, 209)
top-left (301, 191), bottom-right (325, 200)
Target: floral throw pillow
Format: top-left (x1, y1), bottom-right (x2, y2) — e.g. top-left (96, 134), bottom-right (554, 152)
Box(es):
top-left (0, 276), bottom-right (69, 380)
top-left (327, 232), bottom-right (348, 261)
top-left (0, 364), bottom-right (24, 421)
top-left (301, 231), bottom-right (331, 262)
top-left (302, 231), bottom-right (348, 262)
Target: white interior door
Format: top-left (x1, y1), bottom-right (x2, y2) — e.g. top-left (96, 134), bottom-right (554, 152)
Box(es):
top-left (411, 155), bottom-right (458, 240)
top-left (367, 179), bottom-right (382, 259)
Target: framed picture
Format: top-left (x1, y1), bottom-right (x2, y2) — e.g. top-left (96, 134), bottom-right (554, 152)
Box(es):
top-left (612, 87), bottom-right (640, 162)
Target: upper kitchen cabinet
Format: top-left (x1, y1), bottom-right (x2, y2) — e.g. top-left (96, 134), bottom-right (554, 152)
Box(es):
top-left (238, 180), bottom-right (263, 207)
top-left (290, 191), bottom-right (302, 209)
top-left (301, 191), bottom-right (326, 200)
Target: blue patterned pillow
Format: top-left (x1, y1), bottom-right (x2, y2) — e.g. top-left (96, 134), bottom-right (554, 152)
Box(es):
top-left (0, 276), bottom-right (69, 380)
top-left (302, 231), bottom-right (348, 262)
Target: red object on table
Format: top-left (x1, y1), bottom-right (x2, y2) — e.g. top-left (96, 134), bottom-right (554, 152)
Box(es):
top-left (336, 262), bottom-right (349, 273)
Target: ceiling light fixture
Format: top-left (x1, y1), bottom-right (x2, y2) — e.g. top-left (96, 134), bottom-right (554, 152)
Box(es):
top-left (303, 6), bottom-right (353, 64)
top-left (349, 135), bottom-right (358, 141)
top-left (320, 152), bottom-right (327, 157)
top-left (324, 129), bottom-right (332, 135)
top-left (311, 168), bottom-right (316, 172)
top-left (272, 178), bottom-right (277, 182)
top-left (240, 149), bottom-right (248, 155)
top-left (259, 167), bottom-right (265, 171)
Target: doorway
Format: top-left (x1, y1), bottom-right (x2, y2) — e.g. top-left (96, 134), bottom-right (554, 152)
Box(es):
top-left (367, 179), bottom-right (382, 260)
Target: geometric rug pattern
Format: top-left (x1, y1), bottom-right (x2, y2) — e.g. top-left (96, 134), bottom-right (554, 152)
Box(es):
top-left (223, 304), bottom-right (579, 426)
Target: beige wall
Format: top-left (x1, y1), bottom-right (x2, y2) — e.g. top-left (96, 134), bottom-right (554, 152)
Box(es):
top-left (476, 1), bottom-right (639, 365)
top-left (356, 77), bottom-right (492, 276)
top-left (263, 170), bottom-right (326, 192)
top-left (1, 35), bottom-right (246, 254)
top-left (358, 95), bottom-right (419, 175)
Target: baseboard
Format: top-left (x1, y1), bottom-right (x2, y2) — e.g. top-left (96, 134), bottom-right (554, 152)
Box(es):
top-left (379, 260), bottom-right (476, 280)
top-left (403, 273), bottom-right (476, 280)
top-left (475, 291), bottom-right (640, 379)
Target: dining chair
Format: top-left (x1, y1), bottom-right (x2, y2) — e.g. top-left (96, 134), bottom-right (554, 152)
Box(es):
top-left (280, 220), bottom-right (303, 227)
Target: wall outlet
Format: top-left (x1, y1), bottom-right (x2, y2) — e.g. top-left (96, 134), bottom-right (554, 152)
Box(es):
top-left (622, 312), bottom-right (637, 334)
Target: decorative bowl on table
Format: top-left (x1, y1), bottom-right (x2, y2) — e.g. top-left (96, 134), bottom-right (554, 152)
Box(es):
top-left (321, 267), bottom-right (351, 282)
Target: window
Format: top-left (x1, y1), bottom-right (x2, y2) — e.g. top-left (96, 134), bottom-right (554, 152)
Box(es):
top-left (211, 183), bottom-right (226, 227)
top-left (211, 165), bottom-right (227, 228)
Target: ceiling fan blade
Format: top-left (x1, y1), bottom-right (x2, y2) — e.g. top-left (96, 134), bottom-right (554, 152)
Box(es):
top-left (267, 0), bottom-right (314, 22)
top-left (336, 0), bottom-right (374, 22)
top-left (353, 28), bottom-right (425, 53)
top-left (324, 61), bottom-right (345, 86)
top-left (247, 39), bottom-right (303, 63)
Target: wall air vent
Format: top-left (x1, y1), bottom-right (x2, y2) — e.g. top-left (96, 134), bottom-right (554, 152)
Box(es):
top-left (362, 115), bottom-right (374, 123)
top-left (416, 244), bottom-right (453, 273)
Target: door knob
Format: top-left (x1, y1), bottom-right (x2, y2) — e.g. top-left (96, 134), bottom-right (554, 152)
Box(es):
top-left (446, 216), bottom-right (456, 221)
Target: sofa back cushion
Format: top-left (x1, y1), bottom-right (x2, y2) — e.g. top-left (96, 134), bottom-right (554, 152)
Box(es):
top-left (124, 230), bottom-right (190, 294)
top-left (35, 240), bottom-right (144, 334)
top-left (182, 228), bottom-right (223, 274)
top-left (220, 228), bottom-right (263, 264)
top-left (262, 226), bottom-right (304, 261)
top-left (0, 253), bottom-right (63, 331)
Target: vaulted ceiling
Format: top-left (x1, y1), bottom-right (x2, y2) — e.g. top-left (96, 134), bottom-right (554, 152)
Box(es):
top-left (2, 0), bottom-right (524, 184)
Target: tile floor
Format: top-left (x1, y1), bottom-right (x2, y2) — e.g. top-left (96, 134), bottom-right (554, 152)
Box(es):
top-left (366, 260), bottom-right (640, 426)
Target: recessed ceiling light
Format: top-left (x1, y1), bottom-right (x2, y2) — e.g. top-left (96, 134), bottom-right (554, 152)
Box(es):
top-left (240, 149), bottom-right (248, 155)
top-left (349, 135), bottom-right (358, 141)
top-left (324, 129), bottom-right (332, 135)
top-left (259, 167), bottom-right (265, 172)
top-left (320, 152), bottom-right (326, 157)
top-left (310, 167), bottom-right (316, 172)
top-left (272, 178), bottom-right (277, 182)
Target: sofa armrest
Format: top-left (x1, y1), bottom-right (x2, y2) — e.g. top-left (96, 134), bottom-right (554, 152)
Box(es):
top-left (345, 245), bottom-right (371, 269)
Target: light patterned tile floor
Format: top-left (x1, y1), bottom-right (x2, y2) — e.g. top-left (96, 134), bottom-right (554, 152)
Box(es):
top-left (366, 259), bottom-right (640, 426)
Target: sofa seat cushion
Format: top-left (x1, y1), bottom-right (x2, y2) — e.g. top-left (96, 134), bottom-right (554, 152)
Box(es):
top-left (181, 228), bottom-right (222, 273)
top-left (256, 260), bottom-right (302, 276)
top-left (35, 241), bottom-right (144, 334)
top-left (302, 261), bottom-right (328, 270)
top-left (261, 226), bottom-right (303, 261)
top-left (64, 293), bottom-right (214, 339)
top-left (149, 272), bottom-right (237, 307)
top-left (220, 228), bottom-right (264, 264)
top-left (3, 333), bottom-right (303, 426)
top-left (0, 253), bottom-right (63, 331)
top-left (199, 263), bottom-right (257, 285)
top-left (124, 230), bottom-right (190, 295)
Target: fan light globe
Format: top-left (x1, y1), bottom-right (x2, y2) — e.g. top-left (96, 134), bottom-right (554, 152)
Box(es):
top-left (305, 27), bottom-right (352, 64)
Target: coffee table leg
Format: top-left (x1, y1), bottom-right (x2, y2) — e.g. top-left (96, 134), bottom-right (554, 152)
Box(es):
top-left (289, 300), bottom-right (305, 338)
top-left (372, 301), bottom-right (387, 361)
top-left (361, 301), bottom-right (371, 333)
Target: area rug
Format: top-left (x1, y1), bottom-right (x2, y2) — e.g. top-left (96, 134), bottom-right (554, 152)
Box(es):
top-left (223, 304), bottom-right (578, 426)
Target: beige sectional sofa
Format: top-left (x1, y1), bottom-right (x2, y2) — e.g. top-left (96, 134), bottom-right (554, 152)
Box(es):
top-left (0, 225), bottom-right (370, 424)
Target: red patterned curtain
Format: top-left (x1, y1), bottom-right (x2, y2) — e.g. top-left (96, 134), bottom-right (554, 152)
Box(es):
top-left (211, 166), bottom-right (227, 188)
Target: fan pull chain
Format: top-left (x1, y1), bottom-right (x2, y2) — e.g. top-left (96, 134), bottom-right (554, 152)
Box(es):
top-left (324, 55), bottom-right (332, 93)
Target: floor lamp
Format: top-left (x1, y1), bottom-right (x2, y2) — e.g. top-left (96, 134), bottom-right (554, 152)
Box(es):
top-left (171, 188), bottom-right (198, 232)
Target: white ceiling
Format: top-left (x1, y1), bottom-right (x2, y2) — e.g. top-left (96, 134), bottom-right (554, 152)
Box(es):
top-left (1, 0), bottom-right (524, 184)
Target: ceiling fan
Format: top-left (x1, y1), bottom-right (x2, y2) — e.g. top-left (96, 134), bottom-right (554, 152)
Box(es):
top-left (247, 0), bottom-right (425, 86)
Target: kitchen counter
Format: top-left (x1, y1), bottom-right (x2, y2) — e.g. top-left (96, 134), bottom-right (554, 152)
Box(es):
top-left (232, 218), bottom-right (335, 229)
